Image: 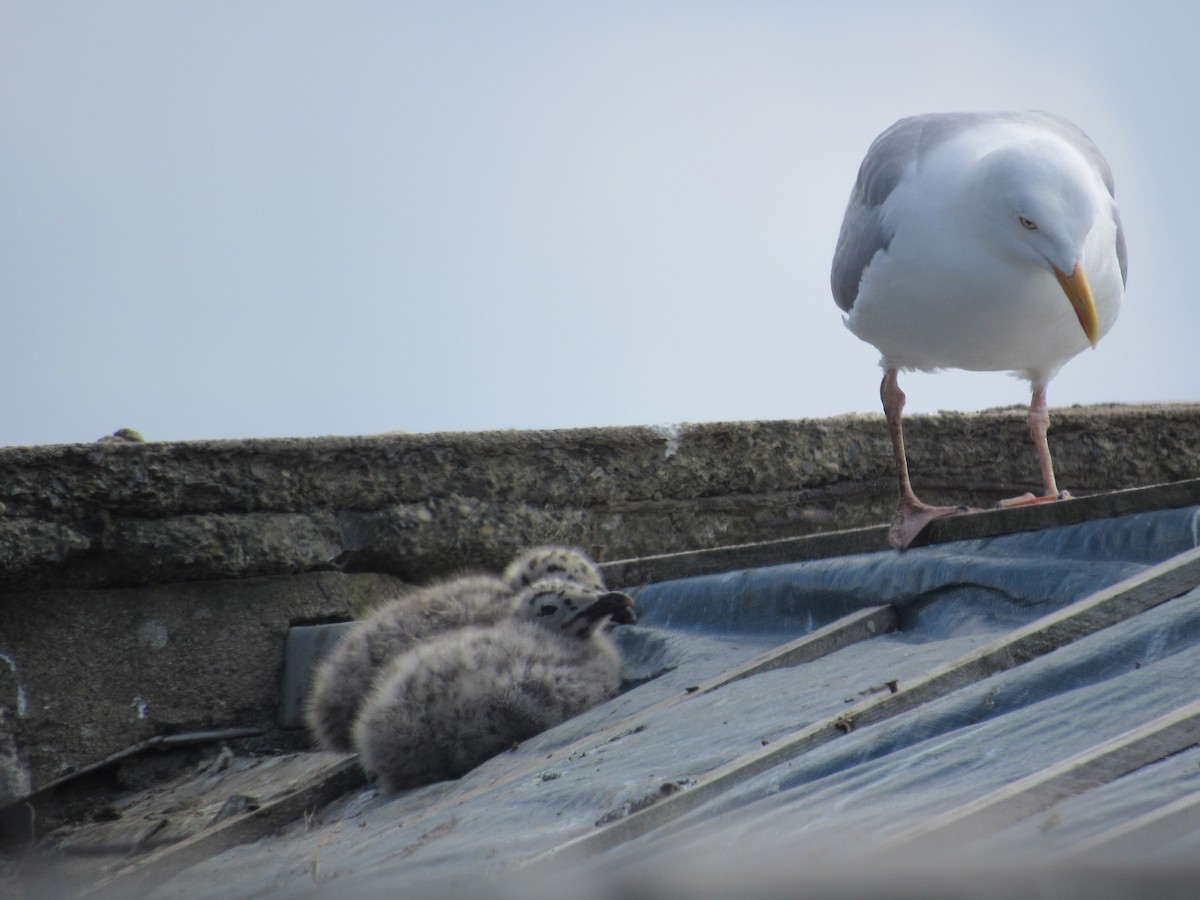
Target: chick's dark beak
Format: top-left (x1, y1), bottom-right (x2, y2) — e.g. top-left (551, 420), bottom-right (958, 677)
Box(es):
top-left (566, 591), bottom-right (637, 628)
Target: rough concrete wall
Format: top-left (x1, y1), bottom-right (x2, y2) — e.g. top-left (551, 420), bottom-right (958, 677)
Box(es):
top-left (0, 572), bottom-right (409, 804)
top-left (4, 405), bottom-right (1199, 592)
top-left (2, 405), bottom-right (1199, 805)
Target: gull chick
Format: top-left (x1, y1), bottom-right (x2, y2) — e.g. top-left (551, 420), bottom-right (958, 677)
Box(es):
top-left (305, 547), bottom-right (607, 751)
top-left (352, 579), bottom-right (636, 792)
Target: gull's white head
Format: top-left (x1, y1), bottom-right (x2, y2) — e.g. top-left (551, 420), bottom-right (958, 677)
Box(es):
top-left (975, 139), bottom-right (1104, 346)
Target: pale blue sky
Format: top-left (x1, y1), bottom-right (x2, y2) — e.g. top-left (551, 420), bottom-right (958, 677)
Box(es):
top-left (2, 2), bottom-right (1196, 446)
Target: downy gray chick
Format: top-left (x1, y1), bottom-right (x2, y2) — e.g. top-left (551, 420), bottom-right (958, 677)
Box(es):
top-left (305, 574), bottom-right (510, 752)
top-left (502, 545), bottom-right (606, 591)
top-left (304, 546), bottom-right (605, 752)
top-left (352, 579), bottom-right (635, 792)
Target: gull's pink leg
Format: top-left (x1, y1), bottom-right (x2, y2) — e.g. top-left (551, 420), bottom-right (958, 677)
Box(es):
top-left (996, 384), bottom-right (1070, 508)
top-left (882, 369), bottom-right (964, 549)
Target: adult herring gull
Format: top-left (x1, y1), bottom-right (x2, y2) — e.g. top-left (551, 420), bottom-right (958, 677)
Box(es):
top-left (831, 111), bottom-right (1127, 549)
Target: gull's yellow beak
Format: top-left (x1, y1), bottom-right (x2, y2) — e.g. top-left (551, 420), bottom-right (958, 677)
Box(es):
top-left (1054, 264), bottom-right (1100, 348)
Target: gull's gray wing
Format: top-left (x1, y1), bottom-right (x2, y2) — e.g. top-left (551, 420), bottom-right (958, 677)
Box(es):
top-left (1112, 208), bottom-right (1128, 286)
top-left (830, 113), bottom-right (952, 313)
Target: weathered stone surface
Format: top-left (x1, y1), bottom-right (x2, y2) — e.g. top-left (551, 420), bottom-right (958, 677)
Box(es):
top-left (0, 571), bottom-right (409, 804)
top-left (3, 407), bottom-right (1198, 591)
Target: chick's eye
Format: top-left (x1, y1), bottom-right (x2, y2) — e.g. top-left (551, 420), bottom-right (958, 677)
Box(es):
top-left (539, 603), bottom-right (558, 617)
top-left (1018, 215), bottom-right (1038, 230)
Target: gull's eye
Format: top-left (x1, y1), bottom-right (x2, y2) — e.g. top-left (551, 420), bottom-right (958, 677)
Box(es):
top-left (539, 603), bottom-right (558, 617)
top-left (1018, 215), bottom-right (1038, 230)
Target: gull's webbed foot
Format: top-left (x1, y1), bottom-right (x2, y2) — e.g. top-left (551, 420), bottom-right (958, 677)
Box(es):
top-left (995, 489), bottom-right (1072, 509)
top-left (889, 496), bottom-right (970, 550)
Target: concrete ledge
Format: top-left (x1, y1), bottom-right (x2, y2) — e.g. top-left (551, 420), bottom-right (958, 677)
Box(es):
top-left (3, 406), bottom-right (1199, 591)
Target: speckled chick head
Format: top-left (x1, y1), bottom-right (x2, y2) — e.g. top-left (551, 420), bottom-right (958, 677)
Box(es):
top-left (512, 578), bottom-right (636, 639)
top-left (503, 546), bottom-right (605, 592)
